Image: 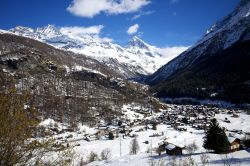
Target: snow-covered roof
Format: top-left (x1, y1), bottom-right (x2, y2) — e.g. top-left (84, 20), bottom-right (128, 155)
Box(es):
top-left (99, 127), bottom-right (108, 130)
top-left (227, 136), bottom-right (238, 144)
top-left (158, 142), bottom-right (165, 146)
top-left (165, 144), bottom-right (176, 150)
top-left (164, 139), bottom-right (185, 148)
top-left (177, 126), bottom-right (187, 129)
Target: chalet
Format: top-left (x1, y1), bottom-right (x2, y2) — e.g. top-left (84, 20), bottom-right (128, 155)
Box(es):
top-left (228, 137), bottom-right (241, 152)
top-left (120, 126), bottom-right (131, 135)
top-left (177, 126), bottom-right (187, 131)
top-left (143, 111), bottom-right (151, 117)
top-left (232, 113), bottom-right (239, 118)
top-left (235, 110), bottom-right (242, 114)
top-left (165, 143), bottom-right (184, 155)
top-left (109, 127), bottom-right (119, 137)
top-left (85, 135), bottom-right (96, 142)
top-left (227, 110), bottom-right (234, 114)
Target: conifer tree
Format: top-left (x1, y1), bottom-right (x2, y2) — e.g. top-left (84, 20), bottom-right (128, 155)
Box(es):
top-left (108, 132), bottom-right (114, 140)
top-left (203, 118), bottom-right (229, 153)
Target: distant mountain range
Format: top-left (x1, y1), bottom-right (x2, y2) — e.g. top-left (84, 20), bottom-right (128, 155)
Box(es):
top-left (1, 25), bottom-right (186, 79)
top-left (1, 0), bottom-right (249, 105)
top-left (146, 0), bottom-right (250, 103)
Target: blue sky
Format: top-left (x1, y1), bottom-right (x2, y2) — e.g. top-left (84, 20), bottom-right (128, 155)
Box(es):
top-left (0, 0), bottom-right (240, 47)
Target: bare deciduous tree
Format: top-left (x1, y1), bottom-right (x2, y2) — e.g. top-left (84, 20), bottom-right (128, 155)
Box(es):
top-left (0, 90), bottom-right (41, 166)
top-left (186, 141), bottom-right (198, 154)
top-left (101, 148), bottom-right (112, 162)
top-left (130, 138), bottom-right (140, 155)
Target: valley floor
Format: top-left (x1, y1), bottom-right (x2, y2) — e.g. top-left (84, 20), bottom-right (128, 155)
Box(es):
top-left (39, 109), bottom-right (250, 165)
top-left (89, 149), bottom-right (250, 166)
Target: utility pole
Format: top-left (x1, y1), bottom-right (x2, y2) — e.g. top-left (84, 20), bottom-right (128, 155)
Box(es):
top-left (120, 134), bottom-right (122, 157)
top-left (150, 139), bottom-right (153, 157)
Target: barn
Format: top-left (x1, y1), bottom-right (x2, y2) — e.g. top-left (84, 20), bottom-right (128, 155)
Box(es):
top-left (165, 143), bottom-right (184, 155)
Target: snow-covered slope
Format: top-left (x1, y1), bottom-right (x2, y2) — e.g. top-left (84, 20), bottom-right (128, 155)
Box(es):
top-left (148, 0), bottom-right (250, 84)
top-left (2, 25), bottom-right (184, 78)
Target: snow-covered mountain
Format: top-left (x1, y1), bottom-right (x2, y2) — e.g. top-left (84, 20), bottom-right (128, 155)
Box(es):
top-left (3, 25), bottom-right (184, 78)
top-left (146, 0), bottom-right (250, 103)
top-left (147, 0), bottom-right (250, 84)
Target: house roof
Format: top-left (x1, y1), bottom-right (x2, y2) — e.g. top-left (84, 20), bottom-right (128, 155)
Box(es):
top-left (227, 136), bottom-right (240, 144)
top-left (165, 144), bottom-right (176, 150)
top-left (164, 139), bottom-right (185, 149)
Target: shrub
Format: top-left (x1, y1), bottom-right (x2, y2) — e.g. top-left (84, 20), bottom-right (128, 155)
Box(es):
top-left (101, 148), bottom-right (112, 162)
top-left (88, 151), bottom-right (99, 163)
top-left (200, 154), bottom-right (210, 166)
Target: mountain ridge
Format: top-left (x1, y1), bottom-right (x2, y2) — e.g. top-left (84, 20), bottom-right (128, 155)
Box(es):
top-left (146, 0), bottom-right (250, 104)
top-left (1, 25), bottom-right (187, 79)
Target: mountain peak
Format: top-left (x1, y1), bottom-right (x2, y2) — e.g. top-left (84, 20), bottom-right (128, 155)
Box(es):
top-left (148, 0), bottom-right (250, 85)
top-left (132, 36), bottom-right (142, 41)
top-left (3, 25), bottom-right (176, 76)
top-left (10, 26), bottom-right (34, 33)
top-left (38, 24), bottom-right (57, 30)
top-left (128, 36), bottom-right (150, 50)
top-left (146, 0), bottom-right (250, 103)
top-left (36, 24), bottom-right (61, 38)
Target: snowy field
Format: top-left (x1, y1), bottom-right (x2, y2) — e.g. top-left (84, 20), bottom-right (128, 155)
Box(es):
top-left (40, 111), bottom-right (250, 165)
top-left (88, 150), bottom-right (250, 166)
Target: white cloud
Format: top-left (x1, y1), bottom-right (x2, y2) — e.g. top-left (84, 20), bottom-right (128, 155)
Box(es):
top-left (60, 25), bottom-right (104, 35)
top-left (67, 0), bottom-right (151, 18)
top-left (127, 24), bottom-right (139, 35)
top-left (59, 25), bottom-right (113, 43)
top-left (131, 10), bottom-right (154, 20)
top-left (91, 35), bottom-right (114, 43)
top-left (158, 46), bottom-right (189, 61)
